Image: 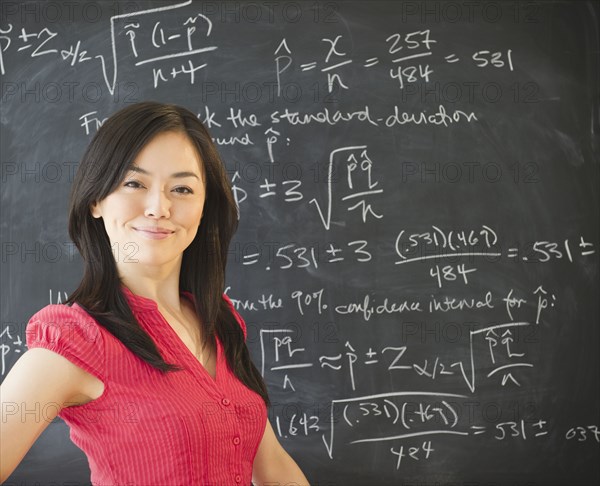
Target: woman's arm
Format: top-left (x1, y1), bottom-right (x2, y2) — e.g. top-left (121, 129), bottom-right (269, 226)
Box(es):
top-left (252, 420), bottom-right (310, 486)
top-left (0, 348), bottom-right (98, 483)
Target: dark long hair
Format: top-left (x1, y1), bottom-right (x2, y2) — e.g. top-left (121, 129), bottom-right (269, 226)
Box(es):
top-left (65, 101), bottom-right (269, 406)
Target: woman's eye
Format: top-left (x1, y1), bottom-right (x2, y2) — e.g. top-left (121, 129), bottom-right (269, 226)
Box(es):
top-left (173, 186), bottom-right (193, 194)
top-left (123, 180), bottom-right (143, 188)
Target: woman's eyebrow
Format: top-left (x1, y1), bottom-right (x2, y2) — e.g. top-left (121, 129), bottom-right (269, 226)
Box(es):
top-left (127, 165), bottom-right (200, 180)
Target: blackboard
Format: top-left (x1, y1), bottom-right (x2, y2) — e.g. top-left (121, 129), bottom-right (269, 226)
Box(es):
top-left (1, 1), bottom-right (599, 484)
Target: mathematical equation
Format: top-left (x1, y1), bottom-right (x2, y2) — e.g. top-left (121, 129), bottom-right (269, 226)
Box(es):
top-left (275, 29), bottom-right (513, 94)
top-left (260, 318), bottom-right (543, 395)
top-left (270, 392), bottom-right (598, 468)
top-left (0, 2), bottom-right (215, 92)
top-left (226, 228), bottom-right (595, 279)
top-left (0, 2), bottom-right (516, 94)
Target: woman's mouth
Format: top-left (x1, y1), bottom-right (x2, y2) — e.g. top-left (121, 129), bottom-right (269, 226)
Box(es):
top-left (133, 227), bottom-right (175, 239)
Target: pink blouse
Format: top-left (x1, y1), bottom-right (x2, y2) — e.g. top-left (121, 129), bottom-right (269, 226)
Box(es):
top-left (25, 286), bottom-right (267, 485)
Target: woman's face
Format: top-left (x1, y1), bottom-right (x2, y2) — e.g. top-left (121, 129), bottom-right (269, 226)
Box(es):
top-left (91, 130), bottom-right (206, 274)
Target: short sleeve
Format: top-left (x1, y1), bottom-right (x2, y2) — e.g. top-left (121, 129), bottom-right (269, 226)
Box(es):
top-left (223, 293), bottom-right (247, 340)
top-left (25, 304), bottom-right (105, 380)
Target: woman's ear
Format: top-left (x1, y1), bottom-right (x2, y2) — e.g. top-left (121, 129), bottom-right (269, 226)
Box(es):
top-left (90, 202), bottom-right (101, 219)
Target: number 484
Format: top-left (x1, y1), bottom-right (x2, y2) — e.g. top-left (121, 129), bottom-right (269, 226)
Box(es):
top-left (430, 264), bottom-right (477, 288)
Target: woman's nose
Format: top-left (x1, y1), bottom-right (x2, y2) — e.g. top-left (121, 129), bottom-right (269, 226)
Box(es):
top-left (144, 188), bottom-right (171, 218)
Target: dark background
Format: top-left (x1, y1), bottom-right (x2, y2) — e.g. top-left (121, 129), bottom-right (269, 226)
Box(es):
top-left (1, 1), bottom-right (598, 485)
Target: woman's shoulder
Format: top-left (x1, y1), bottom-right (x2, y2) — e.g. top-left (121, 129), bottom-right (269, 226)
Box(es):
top-left (25, 303), bottom-right (106, 379)
top-left (28, 302), bottom-right (101, 328)
top-left (26, 303), bottom-right (104, 347)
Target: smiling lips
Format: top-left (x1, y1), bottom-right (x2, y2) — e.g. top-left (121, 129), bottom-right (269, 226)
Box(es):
top-left (133, 226), bottom-right (175, 239)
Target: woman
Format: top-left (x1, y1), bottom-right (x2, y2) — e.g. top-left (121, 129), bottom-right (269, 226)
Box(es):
top-left (0, 101), bottom-right (309, 485)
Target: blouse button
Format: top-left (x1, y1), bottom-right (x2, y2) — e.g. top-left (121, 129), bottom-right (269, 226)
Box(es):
top-left (232, 436), bottom-right (241, 446)
top-left (234, 474), bottom-right (242, 483)
top-left (221, 397), bottom-right (231, 406)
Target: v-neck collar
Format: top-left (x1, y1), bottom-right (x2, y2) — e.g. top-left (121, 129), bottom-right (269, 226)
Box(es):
top-left (121, 285), bottom-right (221, 386)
